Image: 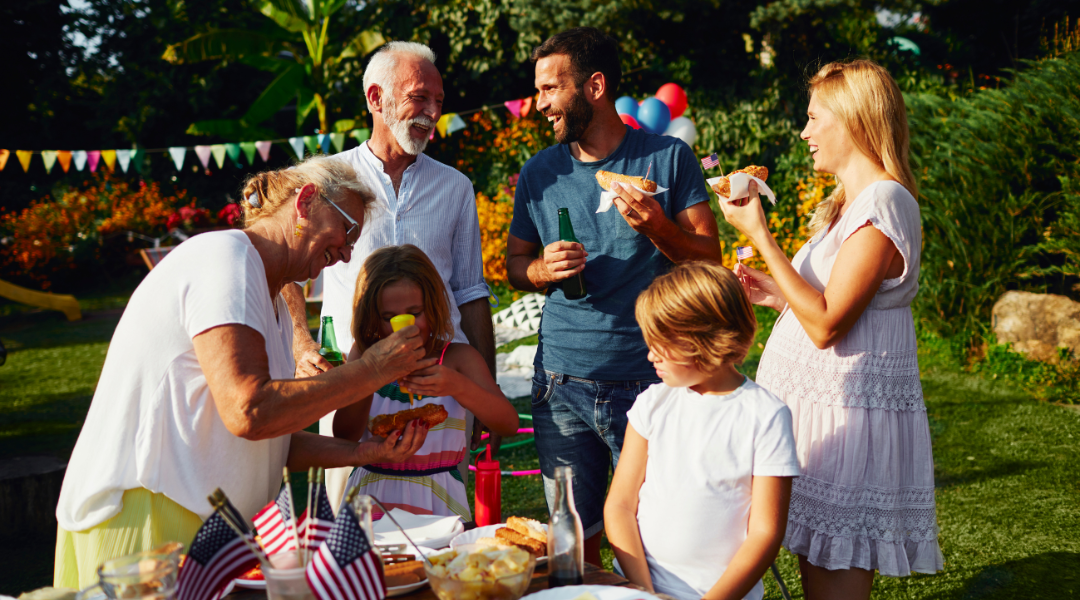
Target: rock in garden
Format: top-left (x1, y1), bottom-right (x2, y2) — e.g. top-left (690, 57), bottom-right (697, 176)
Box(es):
top-left (991, 291), bottom-right (1080, 362)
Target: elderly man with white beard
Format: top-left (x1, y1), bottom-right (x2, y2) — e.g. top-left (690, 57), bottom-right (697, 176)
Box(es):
top-left (281, 42), bottom-right (495, 508)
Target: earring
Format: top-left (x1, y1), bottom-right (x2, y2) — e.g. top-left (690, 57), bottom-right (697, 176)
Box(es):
top-left (294, 221), bottom-right (304, 237)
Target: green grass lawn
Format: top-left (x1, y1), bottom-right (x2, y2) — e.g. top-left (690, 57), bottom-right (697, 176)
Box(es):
top-left (1, 299), bottom-right (1078, 597)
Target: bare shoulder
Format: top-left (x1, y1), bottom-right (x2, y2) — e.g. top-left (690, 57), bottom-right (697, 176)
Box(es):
top-left (441, 342), bottom-right (482, 367)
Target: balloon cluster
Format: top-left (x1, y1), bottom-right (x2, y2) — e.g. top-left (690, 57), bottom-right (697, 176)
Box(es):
top-left (615, 83), bottom-right (697, 147)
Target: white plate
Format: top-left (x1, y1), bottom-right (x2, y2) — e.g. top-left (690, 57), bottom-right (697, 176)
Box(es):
top-left (233, 576), bottom-right (266, 590)
top-left (375, 516), bottom-right (465, 549)
top-left (450, 523), bottom-right (549, 565)
top-left (523, 584), bottom-right (663, 600)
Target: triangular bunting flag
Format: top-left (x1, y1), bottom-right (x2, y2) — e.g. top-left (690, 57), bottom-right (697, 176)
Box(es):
top-left (447, 114), bottom-right (467, 134)
top-left (73, 150), bottom-right (88, 171)
top-left (0, 150), bottom-right (8, 171)
top-left (303, 135), bottom-right (319, 155)
top-left (350, 129), bottom-right (370, 143)
top-left (57, 150), bottom-right (72, 173)
top-left (225, 143), bottom-right (242, 167)
top-left (210, 145), bottom-right (227, 169)
top-left (504, 99), bottom-right (524, 118)
top-left (168, 147), bottom-right (186, 170)
top-left (87, 150), bottom-right (101, 172)
top-left (288, 137), bottom-right (305, 159)
top-left (101, 150), bottom-right (116, 172)
top-left (194, 145), bottom-right (212, 169)
top-left (240, 142), bottom-right (257, 165)
top-left (131, 149), bottom-right (146, 174)
top-left (436, 114), bottom-right (453, 137)
top-left (318, 133), bottom-right (331, 154)
top-left (330, 133), bottom-right (345, 153)
top-left (115, 149), bottom-right (131, 173)
top-left (41, 151), bottom-right (58, 174)
top-left (17, 151), bottom-right (33, 172)
top-left (522, 96), bottom-right (534, 116)
top-left (255, 141), bottom-right (272, 162)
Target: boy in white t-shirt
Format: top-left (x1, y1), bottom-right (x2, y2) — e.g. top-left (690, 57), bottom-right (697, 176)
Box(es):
top-left (605, 262), bottom-right (800, 600)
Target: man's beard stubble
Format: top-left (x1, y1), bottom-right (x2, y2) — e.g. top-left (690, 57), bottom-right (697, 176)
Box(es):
top-left (384, 97), bottom-right (433, 156)
top-left (553, 89), bottom-right (594, 145)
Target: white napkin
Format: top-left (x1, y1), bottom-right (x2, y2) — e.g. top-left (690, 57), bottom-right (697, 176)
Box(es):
top-left (597, 183), bottom-right (669, 213)
top-left (373, 508), bottom-right (462, 544)
top-left (707, 172), bottom-right (777, 205)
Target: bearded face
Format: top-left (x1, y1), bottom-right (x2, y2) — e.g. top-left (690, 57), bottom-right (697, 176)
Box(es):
top-left (384, 95), bottom-right (434, 156)
top-left (548, 85), bottom-right (594, 145)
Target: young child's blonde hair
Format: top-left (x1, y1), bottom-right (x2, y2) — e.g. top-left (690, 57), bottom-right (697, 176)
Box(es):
top-left (636, 261), bottom-right (757, 370)
top-left (351, 245), bottom-right (454, 355)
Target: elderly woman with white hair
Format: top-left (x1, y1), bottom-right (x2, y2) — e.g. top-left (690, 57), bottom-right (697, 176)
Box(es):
top-left (54, 155), bottom-right (436, 588)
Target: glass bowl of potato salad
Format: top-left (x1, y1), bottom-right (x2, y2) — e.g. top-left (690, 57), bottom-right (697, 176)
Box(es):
top-left (424, 543), bottom-right (537, 600)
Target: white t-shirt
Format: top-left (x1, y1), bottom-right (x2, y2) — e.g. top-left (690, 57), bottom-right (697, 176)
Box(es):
top-left (627, 379), bottom-right (800, 600)
top-left (57, 230), bottom-right (294, 532)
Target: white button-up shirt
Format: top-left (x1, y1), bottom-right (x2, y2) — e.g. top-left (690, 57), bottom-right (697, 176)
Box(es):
top-left (321, 141), bottom-right (487, 352)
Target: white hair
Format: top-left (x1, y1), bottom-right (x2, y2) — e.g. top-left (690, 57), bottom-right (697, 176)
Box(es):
top-left (363, 42), bottom-right (437, 111)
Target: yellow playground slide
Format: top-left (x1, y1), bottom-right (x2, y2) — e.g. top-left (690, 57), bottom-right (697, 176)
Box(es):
top-left (0, 279), bottom-right (81, 321)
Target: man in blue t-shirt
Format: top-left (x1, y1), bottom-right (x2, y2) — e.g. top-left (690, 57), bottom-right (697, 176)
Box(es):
top-left (506, 27), bottom-right (721, 565)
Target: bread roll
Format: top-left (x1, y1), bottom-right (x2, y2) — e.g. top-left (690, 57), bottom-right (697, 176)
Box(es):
top-left (595, 170), bottom-right (658, 193)
top-left (506, 516), bottom-right (547, 543)
top-left (495, 527), bottom-right (546, 557)
top-left (710, 165), bottom-right (769, 198)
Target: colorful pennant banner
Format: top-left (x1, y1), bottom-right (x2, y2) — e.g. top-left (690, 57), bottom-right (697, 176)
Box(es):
top-left (2, 93), bottom-right (536, 175)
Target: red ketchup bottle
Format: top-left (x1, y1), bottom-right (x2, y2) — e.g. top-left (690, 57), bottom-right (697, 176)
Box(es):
top-left (474, 444), bottom-right (502, 526)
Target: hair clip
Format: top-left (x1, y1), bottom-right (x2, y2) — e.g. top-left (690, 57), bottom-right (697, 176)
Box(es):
top-left (247, 192), bottom-right (261, 208)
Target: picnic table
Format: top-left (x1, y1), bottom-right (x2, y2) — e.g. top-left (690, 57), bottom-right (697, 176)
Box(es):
top-left (227, 562), bottom-right (639, 599)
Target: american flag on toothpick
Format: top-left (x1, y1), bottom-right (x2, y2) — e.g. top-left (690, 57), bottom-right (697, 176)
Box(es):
top-left (303, 475), bottom-right (336, 553)
top-left (306, 499), bottom-right (386, 600)
top-left (254, 482), bottom-right (300, 556)
top-left (701, 153), bottom-right (720, 169)
top-left (176, 509), bottom-right (259, 600)
top-left (736, 246), bottom-right (755, 261)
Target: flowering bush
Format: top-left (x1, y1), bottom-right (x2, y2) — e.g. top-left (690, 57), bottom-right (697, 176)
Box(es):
top-left (475, 180), bottom-right (516, 287)
top-left (0, 175), bottom-right (232, 290)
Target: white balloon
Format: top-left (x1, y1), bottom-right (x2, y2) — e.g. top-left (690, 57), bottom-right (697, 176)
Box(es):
top-left (664, 116), bottom-right (697, 147)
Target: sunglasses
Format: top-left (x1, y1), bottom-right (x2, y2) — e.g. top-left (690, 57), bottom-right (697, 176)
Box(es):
top-left (322, 194), bottom-right (360, 249)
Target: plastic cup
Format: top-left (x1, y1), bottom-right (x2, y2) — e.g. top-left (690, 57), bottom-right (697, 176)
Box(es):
top-left (264, 553), bottom-right (315, 600)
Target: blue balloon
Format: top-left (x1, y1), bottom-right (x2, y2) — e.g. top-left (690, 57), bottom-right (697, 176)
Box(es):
top-left (615, 96), bottom-right (639, 118)
top-left (636, 97), bottom-right (671, 134)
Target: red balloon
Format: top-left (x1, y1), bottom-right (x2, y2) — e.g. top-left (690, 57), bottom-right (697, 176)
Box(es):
top-left (620, 114), bottom-right (641, 129)
top-left (656, 83), bottom-right (688, 119)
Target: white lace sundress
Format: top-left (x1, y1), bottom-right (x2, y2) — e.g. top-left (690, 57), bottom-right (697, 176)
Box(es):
top-left (756, 180), bottom-right (944, 576)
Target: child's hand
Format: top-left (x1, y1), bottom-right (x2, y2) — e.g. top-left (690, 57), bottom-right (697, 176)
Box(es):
top-left (355, 420), bottom-right (429, 464)
top-left (400, 364), bottom-right (465, 398)
top-left (734, 263), bottom-right (787, 312)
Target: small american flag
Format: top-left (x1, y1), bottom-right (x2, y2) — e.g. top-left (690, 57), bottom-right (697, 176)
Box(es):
top-left (176, 510), bottom-right (259, 600)
top-left (253, 485), bottom-right (299, 556)
top-left (306, 501), bottom-right (386, 600)
top-left (701, 153), bottom-right (720, 170)
top-left (736, 246), bottom-right (755, 261)
top-left (304, 481), bottom-right (336, 552)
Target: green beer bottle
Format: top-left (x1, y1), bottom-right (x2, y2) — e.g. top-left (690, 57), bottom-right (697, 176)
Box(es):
top-left (557, 208), bottom-right (587, 300)
top-left (318, 316), bottom-right (345, 367)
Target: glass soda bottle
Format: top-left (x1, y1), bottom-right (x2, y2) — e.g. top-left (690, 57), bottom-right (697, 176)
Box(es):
top-left (317, 316), bottom-right (344, 367)
top-left (548, 466), bottom-right (584, 588)
top-left (557, 208), bottom-right (587, 300)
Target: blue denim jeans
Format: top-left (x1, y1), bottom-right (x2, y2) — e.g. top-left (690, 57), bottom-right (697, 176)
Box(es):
top-left (531, 369), bottom-right (660, 538)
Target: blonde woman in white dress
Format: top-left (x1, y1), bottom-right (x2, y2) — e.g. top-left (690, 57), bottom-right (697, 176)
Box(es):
top-left (719, 60), bottom-right (943, 599)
